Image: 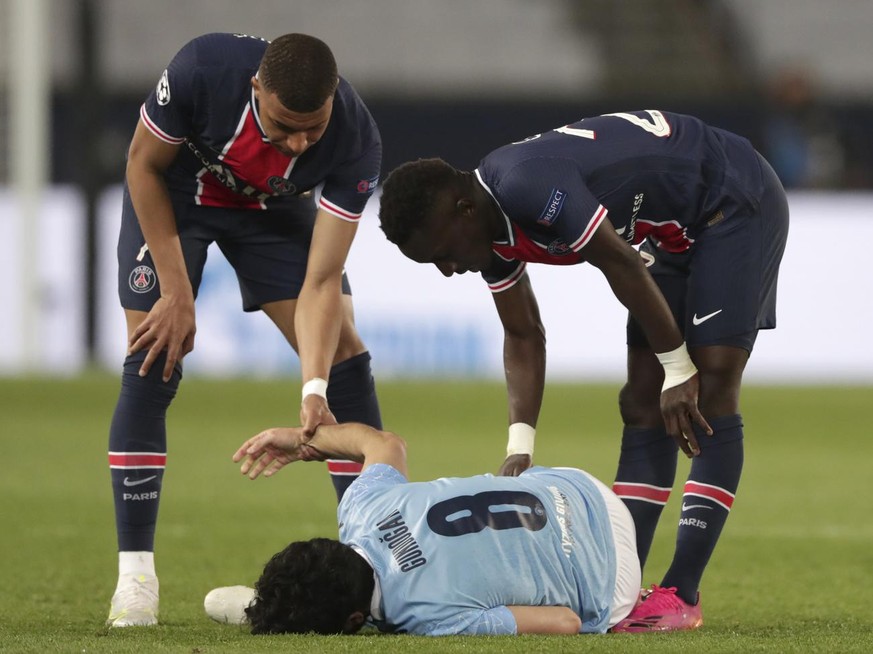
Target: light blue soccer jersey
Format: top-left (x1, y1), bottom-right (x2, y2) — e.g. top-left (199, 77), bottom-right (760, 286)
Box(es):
top-left (337, 465), bottom-right (617, 635)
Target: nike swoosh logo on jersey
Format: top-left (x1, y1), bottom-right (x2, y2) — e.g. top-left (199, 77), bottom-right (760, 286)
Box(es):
top-left (123, 475), bottom-right (157, 487)
top-left (692, 309), bottom-right (723, 325)
top-left (682, 502), bottom-right (713, 511)
top-left (614, 225), bottom-right (626, 235)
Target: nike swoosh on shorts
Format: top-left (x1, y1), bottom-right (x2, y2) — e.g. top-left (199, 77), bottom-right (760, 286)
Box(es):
top-left (692, 309), bottom-right (723, 326)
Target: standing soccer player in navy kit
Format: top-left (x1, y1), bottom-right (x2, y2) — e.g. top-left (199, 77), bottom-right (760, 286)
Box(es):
top-left (107, 32), bottom-right (383, 627)
top-left (378, 110), bottom-right (789, 631)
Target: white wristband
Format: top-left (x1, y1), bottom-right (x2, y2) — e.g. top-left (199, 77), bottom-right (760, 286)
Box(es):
top-left (506, 422), bottom-right (536, 457)
top-left (301, 377), bottom-right (328, 401)
top-left (655, 343), bottom-right (698, 391)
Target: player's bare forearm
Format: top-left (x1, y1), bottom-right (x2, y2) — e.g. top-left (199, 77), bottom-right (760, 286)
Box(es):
top-left (503, 332), bottom-right (546, 427)
top-left (493, 275), bottom-right (545, 476)
top-left (295, 279), bottom-right (344, 383)
top-left (494, 274), bottom-right (547, 427)
top-left (128, 181), bottom-right (188, 287)
top-left (507, 606), bottom-right (581, 635)
top-left (126, 120), bottom-right (195, 379)
top-left (296, 210), bottom-right (358, 389)
top-left (309, 424), bottom-right (407, 475)
top-left (234, 423), bottom-right (407, 479)
top-left (295, 278), bottom-right (344, 436)
top-left (126, 164), bottom-right (195, 376)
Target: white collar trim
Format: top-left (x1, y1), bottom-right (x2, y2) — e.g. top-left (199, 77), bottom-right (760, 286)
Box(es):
top-left (474, 168), bottom-right (514, 246)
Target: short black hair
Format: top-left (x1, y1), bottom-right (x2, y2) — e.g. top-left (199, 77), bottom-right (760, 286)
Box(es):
top-left (245, 538), bottom-right (374, 635)
top-left (379, 158), bottom-right (463, 246)
top-left (259, 33), bottom-right (338, 112)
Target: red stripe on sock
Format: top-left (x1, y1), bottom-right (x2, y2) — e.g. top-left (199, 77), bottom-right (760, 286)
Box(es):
top-left (108, 453), bottom-right (167, 468)
top-left (684, 481), bottom-right (735, 509)
top-left (612, 482), bottom-right (671, 504)
top-left (327, 460), bottom-right (363, 475)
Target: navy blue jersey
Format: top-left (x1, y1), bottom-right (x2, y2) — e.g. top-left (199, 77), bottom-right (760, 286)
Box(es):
top-left (140, 32), bottom-right (381, 220)
top-left (475, 110), bottom-right (765, 291)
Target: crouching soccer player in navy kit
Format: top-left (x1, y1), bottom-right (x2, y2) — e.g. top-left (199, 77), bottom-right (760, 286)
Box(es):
top-left (377, 110), bottom-right (789, 631)
top-left (202, 422), bottom-right (641, 636)
top-left (107, 33), bottom-right (383, 627)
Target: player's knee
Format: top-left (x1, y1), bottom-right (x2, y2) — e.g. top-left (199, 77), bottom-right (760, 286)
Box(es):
top-left (121, 350), bottom-right (183, 399)
top-left (618, 383), bottom-right (660, 427)
top-left (694, 358), bottom-right (744, 416)
top-left (697, 373), bottom-right (741, 416)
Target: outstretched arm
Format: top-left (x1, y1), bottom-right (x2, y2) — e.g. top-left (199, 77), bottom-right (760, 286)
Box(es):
top-left (295, 210), bottom-right (359, 436)
top-left (233, 423), bottom-right (407, 479)
top-left (492, 272), bottom-right (546, 476)
top-left (582, 219), bottom-right (711, 455)
top-left (507, 606), bottom-right (581, 634)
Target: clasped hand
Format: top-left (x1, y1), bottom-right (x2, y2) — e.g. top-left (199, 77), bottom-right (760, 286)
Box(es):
top-left (233, 427), bottom-right (325, 479)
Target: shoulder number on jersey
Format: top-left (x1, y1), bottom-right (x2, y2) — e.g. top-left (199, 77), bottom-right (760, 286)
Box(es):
top-left (517, 110), bottom-right (672, 144)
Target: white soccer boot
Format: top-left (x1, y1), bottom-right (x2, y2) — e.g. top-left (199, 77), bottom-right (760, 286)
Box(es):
top-left (107, 573), bottom-right (159, 627)
top-left (204, 585), bottom-right (256, 625)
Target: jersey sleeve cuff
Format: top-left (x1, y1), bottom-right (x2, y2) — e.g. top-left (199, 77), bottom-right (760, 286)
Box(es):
top-left (487, 262), bottom-right (527, 293)
top-left (569, 204), bottom-right (608, 251)
top-left (318, 196), bottom-right (363, 222)
top-left (139, 105), bottom-right (186, 145)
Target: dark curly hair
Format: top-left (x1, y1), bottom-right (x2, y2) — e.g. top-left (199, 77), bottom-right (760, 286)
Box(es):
top-left (245, 538), bottom-right (374, 635)
top-left (260, 34), bottom-right (338, 112)
top-left (379, 158), bottom-right (464, 246)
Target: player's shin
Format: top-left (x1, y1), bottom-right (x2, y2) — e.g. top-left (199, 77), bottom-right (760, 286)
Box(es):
top-left (613, 426), bottom-right (678, 569)
top-left (324, 351), bottom-right (382, 500)
top-left (108, 350), bottom-right (181, 555)
top-left (661, 414), bottom-right (743, 604)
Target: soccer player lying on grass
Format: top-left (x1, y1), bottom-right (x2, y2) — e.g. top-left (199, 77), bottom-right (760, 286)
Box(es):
top-left (209, 422), bottom-right (642, 635)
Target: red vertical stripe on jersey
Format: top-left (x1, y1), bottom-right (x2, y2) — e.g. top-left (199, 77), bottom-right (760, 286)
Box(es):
top-left (197, 105), bottom-right (295, 208)
top-left (684, 481), bottom-right (735, 510)
top-left (612, 482), bottom-right (671, 505)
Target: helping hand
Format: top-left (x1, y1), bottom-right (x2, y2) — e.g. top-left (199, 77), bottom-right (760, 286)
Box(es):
top-left (498, 453), bottom-right (533, 477)
top-left (232, 427), bottom-right (325, 479)
top-left (660, 373), bottom-right (712, 457)
top-left (300, 394), bottom-right (337, 439)
top-left (128, 295), bottom-right (196, 382)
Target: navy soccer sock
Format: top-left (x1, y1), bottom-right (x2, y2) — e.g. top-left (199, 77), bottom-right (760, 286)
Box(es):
top-left (661, 414), bottom-right (744, 604)
top-left (613, 426), bottom-right (679, 569)
top-left (325, 351), bottom-right (382, 501)
top-left (108, 350), bottom-right (181, 553)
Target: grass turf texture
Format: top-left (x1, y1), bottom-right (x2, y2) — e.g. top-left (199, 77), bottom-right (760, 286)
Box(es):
top-left (1, 375), bottom-right (871, 653)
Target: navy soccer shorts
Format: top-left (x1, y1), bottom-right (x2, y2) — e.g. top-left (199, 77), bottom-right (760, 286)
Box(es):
top-left (627, 153), bottom-right (789, 353)
top-left (117, 187), bottom-right (352, 312)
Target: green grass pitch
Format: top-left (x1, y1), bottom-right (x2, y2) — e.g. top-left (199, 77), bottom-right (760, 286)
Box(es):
top-left (1, 375), bottom-right (871, 653)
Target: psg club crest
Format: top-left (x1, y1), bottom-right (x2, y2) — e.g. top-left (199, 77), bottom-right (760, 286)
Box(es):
top-left (547, 239), bottom-right (572, 256)
top-left (267, 176), bottom-right (296, 194)
top-left (129, 265), bottom-right (156, 294)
